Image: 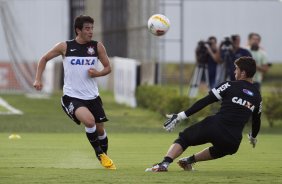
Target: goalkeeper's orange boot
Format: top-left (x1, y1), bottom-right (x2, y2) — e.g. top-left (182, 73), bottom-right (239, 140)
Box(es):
top-left (99, 153), bottom-right (116, 170)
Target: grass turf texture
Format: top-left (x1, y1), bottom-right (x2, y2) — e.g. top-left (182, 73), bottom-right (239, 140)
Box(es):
top-left (1, 133), bottom-right (282, 184)
top-left (0, 105), bottom-right (9, 113)
top-left (0, 91), bottom-right (164, 133)
top-left (0, 90), bottom-right (282, 183)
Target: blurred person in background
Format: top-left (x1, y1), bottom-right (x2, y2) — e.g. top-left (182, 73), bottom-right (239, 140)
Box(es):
top-left (217, 35), bottom-right (252, 83)
top-left (206, 36), bottom-right (221, 89)
top-left (247, 32), bottom-right (269, 91)
top-left (229, 34), bottom-right (252, 80)
top-left (33, 15), bottom-right (116, 170)
top-left (191, 36), bottom-right (220, 93)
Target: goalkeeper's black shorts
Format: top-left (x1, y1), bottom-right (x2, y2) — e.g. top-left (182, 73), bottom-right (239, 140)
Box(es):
top-left (175, 115), bottom-right (241, 158)
top-left (61, 95), bottom-right (108, 125)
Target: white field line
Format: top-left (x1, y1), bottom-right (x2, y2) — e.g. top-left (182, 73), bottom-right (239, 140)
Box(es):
top-left (0, 97), bottom-right (23, 115)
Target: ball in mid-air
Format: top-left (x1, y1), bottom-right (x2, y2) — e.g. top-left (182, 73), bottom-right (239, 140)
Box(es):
top-left (147, 14), bottom-right (170, 36)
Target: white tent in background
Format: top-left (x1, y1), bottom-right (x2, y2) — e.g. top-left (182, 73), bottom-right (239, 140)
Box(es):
top-left (0, 0), bottom-right (69, 94)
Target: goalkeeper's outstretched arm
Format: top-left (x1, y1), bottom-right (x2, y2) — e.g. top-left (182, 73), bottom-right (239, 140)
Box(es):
top-left (183, 93), bottom-right (218, 117)
top-left (164, 94), bottom-right (218, 132)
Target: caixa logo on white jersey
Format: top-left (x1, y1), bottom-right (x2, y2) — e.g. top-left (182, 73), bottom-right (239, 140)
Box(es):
top-left (70, 58), bottom-right (96, 65)
top-left (232, 97), bottom-right (255, 112)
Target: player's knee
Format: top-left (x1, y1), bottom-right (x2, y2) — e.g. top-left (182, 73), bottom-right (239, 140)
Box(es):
top-left (173, 129), bottom-right (194, 151)
top-left (84, 120), bottom-right (96, 128)
top-left (83, 115), bottom-right (96, 128)
top-left (209, 145), bottom-right (239, 159)
top-left (174, 137), bottom-right (189, 151)
top-left (209, 147), bottom-right (225, 159)
top-left (227, 145), bottom-right (239, 155)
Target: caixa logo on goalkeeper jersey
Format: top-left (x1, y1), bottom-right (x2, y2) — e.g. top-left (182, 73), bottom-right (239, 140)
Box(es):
top-left (232, 97), bottom-right (255, 112)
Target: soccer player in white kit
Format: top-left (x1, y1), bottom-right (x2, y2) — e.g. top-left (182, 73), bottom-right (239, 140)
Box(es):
top-left (33, 15), bottom-right (116, 169)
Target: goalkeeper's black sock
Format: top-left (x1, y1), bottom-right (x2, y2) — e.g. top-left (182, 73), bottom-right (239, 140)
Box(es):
top-left (187, 155), bottom-right (196, 164)
top-left (162, 156), bottom-right (173, 163)
top-left (98, 132), bottom-right (108, 154)
top-left (85, 126), bottom-right (103, 158)
top-left (161, 156), bottom-right (173, 168)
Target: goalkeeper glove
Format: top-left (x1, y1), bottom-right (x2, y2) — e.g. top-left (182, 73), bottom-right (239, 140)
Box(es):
top-left (247, 133), bottom-right (257, 148)
top-left (163, 111), bottom-right (187, 132)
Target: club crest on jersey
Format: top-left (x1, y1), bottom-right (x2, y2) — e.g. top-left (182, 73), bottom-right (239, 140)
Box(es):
top-left (243, 89), bottom-right (254, 96)
top-left (87, 46), bottom-right (95, 55)
top-left (232, 97), bottom-right (255, 112)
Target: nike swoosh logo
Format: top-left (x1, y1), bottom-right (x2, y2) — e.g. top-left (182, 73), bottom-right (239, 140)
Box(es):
top-left (70, 49), bottom-right (76, 52)
top-left (99, 117), bottom-right (106, 120)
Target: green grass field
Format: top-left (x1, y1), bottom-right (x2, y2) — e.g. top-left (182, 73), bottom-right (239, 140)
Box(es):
top-left (0, 90), bottom-right (282, 183)
top-left (1, 133), bottom-right (282, 184)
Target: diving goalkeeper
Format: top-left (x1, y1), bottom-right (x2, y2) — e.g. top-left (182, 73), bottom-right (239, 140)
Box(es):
top-left (146, 56), bottom-right (262, 172)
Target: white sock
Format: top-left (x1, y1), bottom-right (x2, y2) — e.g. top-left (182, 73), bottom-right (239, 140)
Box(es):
top-left (98, 131), bottom-right (107, 140)
top-left (85, 125), bottom-right (96, 133)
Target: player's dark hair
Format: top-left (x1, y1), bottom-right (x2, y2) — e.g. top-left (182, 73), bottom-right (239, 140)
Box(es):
top-left (235, 56), bottom-right (257, 78)
top-left (74, 15), bottom-right (94, 36)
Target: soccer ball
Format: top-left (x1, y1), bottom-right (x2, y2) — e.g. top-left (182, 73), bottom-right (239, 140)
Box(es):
top-left (147, 14), bottom-right (170, 36)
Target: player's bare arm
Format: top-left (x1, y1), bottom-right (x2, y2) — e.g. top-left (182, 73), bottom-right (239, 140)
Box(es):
top-left (33, 42), bottom-right (66, 90)
top-left (88, 42), bottom-right (111, 78)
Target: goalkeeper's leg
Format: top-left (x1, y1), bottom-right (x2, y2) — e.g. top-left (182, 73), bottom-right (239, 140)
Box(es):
top-left (178, 143), bottom-right (240, 171)
top-left (146, 141), bottom-right (213, 172)
top-left (146, 117), bottom-right (216, 172)
top-left (178, 148), bottom-right (212, 171)
top-left (145, 143), bottom-right (184, 172)
top-left (173, 118), bottom-right (216, 170)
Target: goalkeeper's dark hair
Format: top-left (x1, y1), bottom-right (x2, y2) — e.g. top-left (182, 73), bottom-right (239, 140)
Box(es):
top-left (74, 15), bottom-right (94, 36)
top-left (235, 56), bottom-right (257, 78)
